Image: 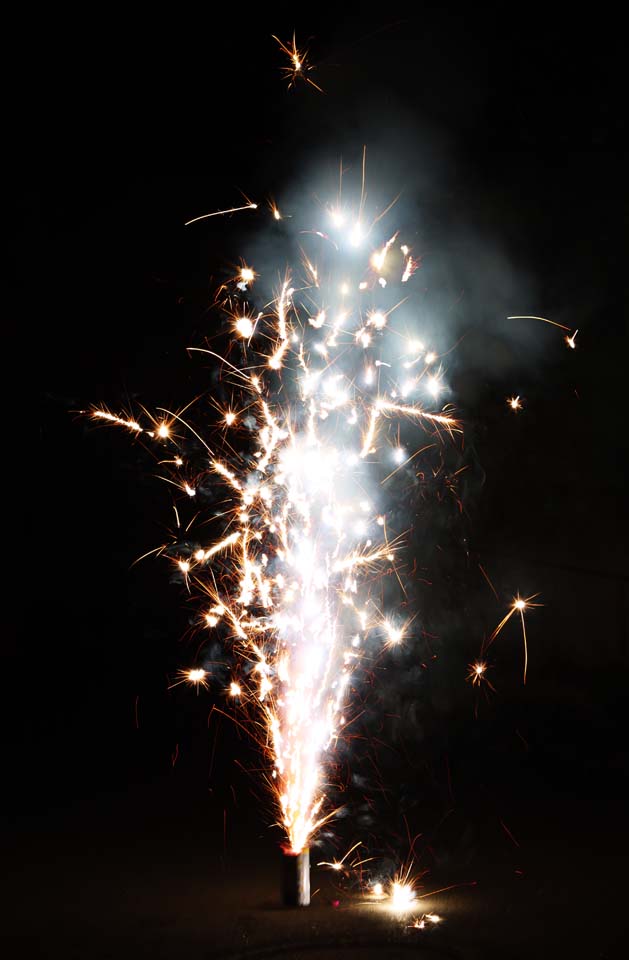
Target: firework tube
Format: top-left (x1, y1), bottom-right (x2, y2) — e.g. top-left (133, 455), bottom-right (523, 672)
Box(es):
top-left (282, 848), bottom-right (310, 906)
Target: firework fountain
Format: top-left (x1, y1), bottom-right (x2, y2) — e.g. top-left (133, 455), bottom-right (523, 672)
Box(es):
top-left (90, 160), bottom-right (557, 907)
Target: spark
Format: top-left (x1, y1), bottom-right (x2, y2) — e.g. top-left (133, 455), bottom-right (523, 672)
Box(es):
top-left (91, 408), bottom-right (143, 433)
top-left (486, 594), bottom-right (542, 685)
top-left (316, 840), bottom-right (364, 874)
top-left (509, 316), bottom-right (579, 351)
top-left (426, 375), bottom-right (442, 398)
top-left (235, 315), bottom-right (255, 338)
top-left (212, 461), bottom-right (242, 491)
top-left (409, 913), bottom-right (442, 929)
top-left (184, 203), bottom-right (257, 226)
top-left (187, 668), bottom-right (206, 684)
top-left (239, 266), bottom-right (256, 284)
top-left (367, 310), bottom-right (387, 329)
top-left (507, 395), bottom-right (522, 412)
top-left (349, 222), bottom-right (365, 246)
top-left (466, 660), bottom-right (494, 690)
top-left (169, 668), bottom-right (209, 691)
top-left (272, 33), bottom-right (323, 92)
top-left (507, 315), bottom-right (571, 331)
top-left (376, 401), bottom-right (460, 431)
top-left (370, 233), bottom-right (398, 273)
top-left (401, 253), bottom-right (419, 283)
top-left (384, 622), bottom-right (404, 645)
top-left (202, 532), bottom-right (241, 560)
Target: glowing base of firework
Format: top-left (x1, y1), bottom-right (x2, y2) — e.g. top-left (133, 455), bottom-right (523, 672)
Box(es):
top-left (281, 848), bottom-right (310, 906)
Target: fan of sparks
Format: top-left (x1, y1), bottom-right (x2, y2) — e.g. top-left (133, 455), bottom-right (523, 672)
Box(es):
top-left (92, 192), bottom-right (464, 856)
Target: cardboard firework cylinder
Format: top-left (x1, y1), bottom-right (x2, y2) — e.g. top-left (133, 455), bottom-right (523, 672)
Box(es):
top-left (281, 848), bottom-right (310, 906)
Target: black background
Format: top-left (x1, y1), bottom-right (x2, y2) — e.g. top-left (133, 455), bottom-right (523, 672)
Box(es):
top-left (9, 9), bottom-right (629, 958)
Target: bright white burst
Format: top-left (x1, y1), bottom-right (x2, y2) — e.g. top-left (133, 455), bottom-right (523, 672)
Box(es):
top-left (391, 881), bottom-right (416, 910)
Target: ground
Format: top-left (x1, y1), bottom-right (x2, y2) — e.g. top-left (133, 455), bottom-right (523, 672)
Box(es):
top-left (5, 739), bottom-right (626, 960)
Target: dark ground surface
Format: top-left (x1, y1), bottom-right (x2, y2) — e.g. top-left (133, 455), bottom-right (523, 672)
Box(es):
top-left (4, 678), bottom-right (627, 959)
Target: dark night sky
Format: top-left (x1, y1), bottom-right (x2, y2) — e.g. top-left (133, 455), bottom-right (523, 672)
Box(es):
top-left (7, 11), bottom-right (629, 956)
